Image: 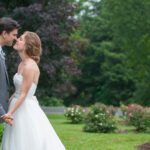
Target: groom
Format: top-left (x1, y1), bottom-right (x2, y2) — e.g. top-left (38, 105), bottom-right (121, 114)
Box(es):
top-left (0, 17), bottom-right (20, 125)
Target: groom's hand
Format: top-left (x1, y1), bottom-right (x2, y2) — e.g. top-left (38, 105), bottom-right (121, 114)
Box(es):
top-left (4, 118), bottom-right (13, 126)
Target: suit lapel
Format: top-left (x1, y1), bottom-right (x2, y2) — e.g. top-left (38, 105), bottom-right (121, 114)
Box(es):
top-left (0, 55), bottom-right (10, 87)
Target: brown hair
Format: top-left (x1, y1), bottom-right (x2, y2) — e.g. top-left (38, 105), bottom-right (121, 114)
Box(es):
top-left (0, 17), bottom-right (20, 34)
top-left (24, 31), bottom-right (42, 64)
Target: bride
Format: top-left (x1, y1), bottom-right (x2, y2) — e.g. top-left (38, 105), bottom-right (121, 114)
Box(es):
top-left (2, 31), bottom-right (66, 150)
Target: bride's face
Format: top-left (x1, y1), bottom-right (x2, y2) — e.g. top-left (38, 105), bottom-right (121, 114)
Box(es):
top-left (13, 33), bottom-right (26, 52)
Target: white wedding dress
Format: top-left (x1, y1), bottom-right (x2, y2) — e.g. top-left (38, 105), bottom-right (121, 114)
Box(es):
top-left (2, 73), bottom-right (66, 150)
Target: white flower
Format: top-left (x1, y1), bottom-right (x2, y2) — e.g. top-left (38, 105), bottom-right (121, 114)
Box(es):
top-left (95, 115), bottom-right (98, 118)
top-left (99, 123), bottom-right (103, 126)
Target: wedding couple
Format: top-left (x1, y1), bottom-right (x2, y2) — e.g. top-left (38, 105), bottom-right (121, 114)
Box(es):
top-left (0, 17), bottom-right (66, 150)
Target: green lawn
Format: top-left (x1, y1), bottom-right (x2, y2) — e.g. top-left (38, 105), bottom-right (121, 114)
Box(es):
top-left (48, 114), bottom-right (150, 150)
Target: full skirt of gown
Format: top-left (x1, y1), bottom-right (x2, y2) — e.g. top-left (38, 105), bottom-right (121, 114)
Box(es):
top-left (2, 96), bottom-right (66, 150)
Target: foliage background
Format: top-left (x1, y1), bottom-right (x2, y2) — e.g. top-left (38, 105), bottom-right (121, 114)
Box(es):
top-left (0, 0), bottom-right (150, 106)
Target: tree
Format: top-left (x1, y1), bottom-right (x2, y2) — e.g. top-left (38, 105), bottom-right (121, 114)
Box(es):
top-left (101, 0), bottom-right (150, 105)
top-left (66, 0), bottom-right (135, 106)
top-left (0, 0), bottom-right (81, 104)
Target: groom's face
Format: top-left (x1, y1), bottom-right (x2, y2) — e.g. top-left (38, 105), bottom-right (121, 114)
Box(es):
top-left (2, 29), bottom-right (18, 46)
top-left (13, 34), bottom-right (26, 52)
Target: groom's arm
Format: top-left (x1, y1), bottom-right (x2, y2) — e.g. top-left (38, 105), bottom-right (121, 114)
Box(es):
top-left (0, 103), bottom-right (13, 120)
top-left (0, 104), bottom-right (13, 125)
top-left (0, 104), bottom-right (6, 117)
top-left (0, 103), bottom-right (8, 123)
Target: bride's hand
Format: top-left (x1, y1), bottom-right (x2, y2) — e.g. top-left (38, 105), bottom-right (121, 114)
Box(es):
top-left (3, 113), bottom-right (13, 120)
top-left (2, 113), bottom-right (13, 126)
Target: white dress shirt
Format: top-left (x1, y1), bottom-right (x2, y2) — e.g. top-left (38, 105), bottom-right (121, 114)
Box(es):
top-left (0, 46), bottom-right (5, 59)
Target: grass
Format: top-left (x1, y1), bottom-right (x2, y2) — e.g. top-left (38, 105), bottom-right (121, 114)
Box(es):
top-left (48, 114), bottom-right (150, 150)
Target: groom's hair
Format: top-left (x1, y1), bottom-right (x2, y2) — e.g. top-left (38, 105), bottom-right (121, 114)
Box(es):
top-left (0, 17), bottom-right (20, 35)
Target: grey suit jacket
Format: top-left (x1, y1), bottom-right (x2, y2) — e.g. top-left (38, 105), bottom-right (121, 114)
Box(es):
top-left (0, 51), bottom-right (9, 119)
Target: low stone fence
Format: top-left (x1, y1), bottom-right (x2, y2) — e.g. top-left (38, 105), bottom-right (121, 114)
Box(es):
top-left (41, 106), bottom-right (125, 116)
top-left (41, 106), bottom-right (66, 114)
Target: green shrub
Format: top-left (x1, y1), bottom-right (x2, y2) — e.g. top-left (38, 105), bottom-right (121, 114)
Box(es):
top-left (0, 124), bottom-right (4, 142)
top-left (39, 96), bottom-right (64, 106)
top-left (84, 103), bottom-right (116, 133)
top-left (130, 111), bottom-right (150, 132)
top-left (65, 105), bottom-right (84, 124)
top-left (121, 104), bottom-right (150, 131)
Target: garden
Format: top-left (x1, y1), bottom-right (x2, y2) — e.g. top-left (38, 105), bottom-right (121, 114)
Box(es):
top-left (62, 103), bottom-right (150, 150)
top-left (1, 103), bottom-right (149, 150)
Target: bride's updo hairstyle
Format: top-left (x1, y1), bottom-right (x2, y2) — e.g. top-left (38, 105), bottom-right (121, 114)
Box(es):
top-left (24, 31), bottom-right (42, 64)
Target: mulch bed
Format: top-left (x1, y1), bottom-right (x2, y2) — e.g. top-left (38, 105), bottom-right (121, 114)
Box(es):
top-left (136, 142), bottom-right (150, 150)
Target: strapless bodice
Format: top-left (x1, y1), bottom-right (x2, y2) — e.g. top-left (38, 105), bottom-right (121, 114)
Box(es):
top-left (13, 73), bottom-right (37, 99)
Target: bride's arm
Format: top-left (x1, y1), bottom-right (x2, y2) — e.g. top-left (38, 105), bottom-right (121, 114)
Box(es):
top-left (7, 65), bottom-right (35, 116)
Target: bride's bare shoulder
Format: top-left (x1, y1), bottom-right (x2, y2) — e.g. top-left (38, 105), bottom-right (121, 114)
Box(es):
top-left (23, 59), bottom-right (40, 74)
